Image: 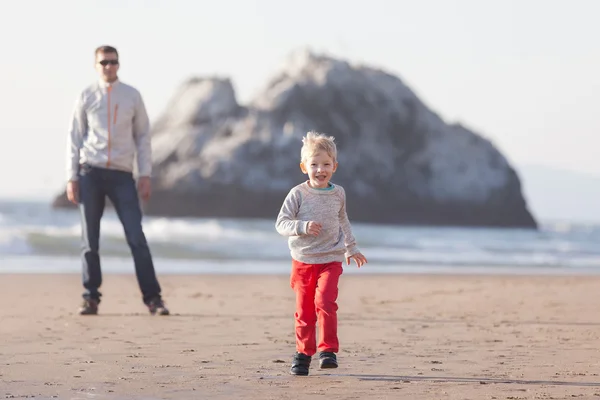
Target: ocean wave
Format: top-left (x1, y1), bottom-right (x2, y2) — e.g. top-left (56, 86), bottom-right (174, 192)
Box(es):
top-left (2, 200), bottom-right (600, 269)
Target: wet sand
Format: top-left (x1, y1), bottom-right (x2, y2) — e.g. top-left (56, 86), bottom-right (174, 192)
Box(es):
top-left (2, 273), bottom-right (600, 399)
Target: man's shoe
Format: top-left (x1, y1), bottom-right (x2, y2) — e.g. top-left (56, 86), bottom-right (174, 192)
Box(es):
top-left (146, 297), bottom-right (169, 315)
top-left (78, 299), bottom-right (99, 315)
top-left (290, 352), bottom-right (311, 376)
top-left (319, 351), bottom-right (338, 369)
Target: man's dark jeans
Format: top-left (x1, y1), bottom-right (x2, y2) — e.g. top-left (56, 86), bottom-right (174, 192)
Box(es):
top-left (77, 164), bottom-right (162, 304)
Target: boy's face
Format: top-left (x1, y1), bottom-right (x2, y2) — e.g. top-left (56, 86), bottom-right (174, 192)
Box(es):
top-left (300, 150), bottom-right (338, 189)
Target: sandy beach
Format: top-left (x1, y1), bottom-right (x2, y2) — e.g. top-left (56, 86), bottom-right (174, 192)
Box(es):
top-left (2, 272), bottom-right (600, 399)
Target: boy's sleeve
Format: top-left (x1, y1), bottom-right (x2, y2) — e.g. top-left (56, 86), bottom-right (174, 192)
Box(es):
top-left (276, 189), bottom-right (309, 236)
top-left (338, 187), bottom-right (359, 257)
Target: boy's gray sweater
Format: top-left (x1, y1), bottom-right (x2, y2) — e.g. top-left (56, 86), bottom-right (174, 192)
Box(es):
top-left (275, 181), bottom-right (359, 264)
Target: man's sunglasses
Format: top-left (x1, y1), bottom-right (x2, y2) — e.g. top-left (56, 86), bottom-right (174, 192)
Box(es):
top-left (98, 59), bottom-right (119, 66)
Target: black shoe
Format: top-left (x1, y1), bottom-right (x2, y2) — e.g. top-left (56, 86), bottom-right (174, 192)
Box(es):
top-left (146, 297), bottom-right (169, 315)
top-left (319, 351), bottom-right (338, 369)
top-left (78, 299), bottom-right (99, 315)
top-left (290, 352), bottom-right (311, 376)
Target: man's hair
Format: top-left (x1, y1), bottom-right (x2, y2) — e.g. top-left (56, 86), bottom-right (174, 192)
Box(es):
top-left (300, 131), bottom-right (337, 162)
top-left (95, 45), bottom-right (119, 58)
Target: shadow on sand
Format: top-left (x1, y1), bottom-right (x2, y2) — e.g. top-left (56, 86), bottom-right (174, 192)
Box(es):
top-left (327, 373), bottom-right (600, 387)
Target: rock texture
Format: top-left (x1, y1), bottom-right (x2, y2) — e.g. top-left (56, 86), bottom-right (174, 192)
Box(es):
top-left (53, 49), bottom-right (537, 228)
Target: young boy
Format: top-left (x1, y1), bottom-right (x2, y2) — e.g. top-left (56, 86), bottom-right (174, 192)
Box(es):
top-left (275, 131), bottom-right (368, 376)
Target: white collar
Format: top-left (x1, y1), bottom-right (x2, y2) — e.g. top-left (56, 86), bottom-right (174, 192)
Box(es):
top-left (98, 78), bottom-right (120, 89)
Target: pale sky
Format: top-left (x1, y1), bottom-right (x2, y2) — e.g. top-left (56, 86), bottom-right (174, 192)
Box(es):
top-left (0, 0), bottom-right (598, 200)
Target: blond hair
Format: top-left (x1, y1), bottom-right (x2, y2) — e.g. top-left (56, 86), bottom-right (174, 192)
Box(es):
top-left (300, 131), bottom-right (337, 162)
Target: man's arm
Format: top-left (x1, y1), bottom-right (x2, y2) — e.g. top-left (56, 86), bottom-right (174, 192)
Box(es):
top-left (132, 90), bottom-right (152, 178)
top-left (66, 92), bottom-right (87, 182)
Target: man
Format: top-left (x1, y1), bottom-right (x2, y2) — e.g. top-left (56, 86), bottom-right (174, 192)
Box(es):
top-left (66, 45), bottom-right (169, 316)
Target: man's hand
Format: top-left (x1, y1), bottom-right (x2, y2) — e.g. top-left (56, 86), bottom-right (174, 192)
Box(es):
top-left (66, 180), bottom-right (79, 204)
top-left (346, 252), bottom-right (368, 268)
top-left (306, 221), bottom-right (322, 236)
top-left (137, 176), bottom-right (152, 201)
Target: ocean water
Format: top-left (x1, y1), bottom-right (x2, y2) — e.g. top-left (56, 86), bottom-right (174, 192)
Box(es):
top-left (1, 199), bottom-right (600, 275)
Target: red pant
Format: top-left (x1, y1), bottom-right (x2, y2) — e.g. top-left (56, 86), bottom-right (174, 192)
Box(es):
top-left (290, 259), bottom-right (343, 356)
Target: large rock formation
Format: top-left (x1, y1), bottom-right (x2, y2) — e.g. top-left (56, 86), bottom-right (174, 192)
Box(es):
top-left (53, 49), bottom-right (537, 228)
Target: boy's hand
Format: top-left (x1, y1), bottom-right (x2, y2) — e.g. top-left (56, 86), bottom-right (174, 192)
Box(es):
top-left (346, 252), bottom-right (367, 268)
top-left (306, 221), bottom-right (322, 236)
